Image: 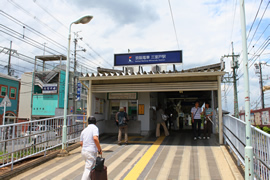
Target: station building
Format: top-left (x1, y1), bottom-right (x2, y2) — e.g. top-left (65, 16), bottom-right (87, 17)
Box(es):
top-left (79, 52), bottom-right (226, 144)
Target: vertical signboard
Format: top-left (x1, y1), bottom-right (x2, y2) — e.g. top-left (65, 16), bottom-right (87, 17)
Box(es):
top-left (77, 82), bottom-right (82, 101)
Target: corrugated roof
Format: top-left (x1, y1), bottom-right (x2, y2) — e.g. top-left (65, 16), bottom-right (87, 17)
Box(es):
top-left (80, 62), bottom-right (225, 80)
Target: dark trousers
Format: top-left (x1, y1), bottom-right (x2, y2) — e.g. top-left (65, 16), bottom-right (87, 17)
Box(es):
top-left (192, 119), bottom-right (201, 138)
top-left (204, 120), bottom-right (212, 137)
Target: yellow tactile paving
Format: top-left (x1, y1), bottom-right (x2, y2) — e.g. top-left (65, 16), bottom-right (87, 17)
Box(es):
top-left (124, 136), bottom-right (165, 180)
top-left (10, 135), bottom-right (244, 180)
top-left (114, 145), bottom-right (149, 180)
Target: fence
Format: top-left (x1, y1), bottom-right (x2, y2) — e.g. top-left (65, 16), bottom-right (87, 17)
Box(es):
top-left (0, 114), bottom-right (86, 170)
top-left (223, 114), bottom-right (270, 180)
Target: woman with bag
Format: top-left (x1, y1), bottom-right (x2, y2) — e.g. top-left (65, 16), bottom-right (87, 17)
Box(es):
top-left (156, 105), bottom-right (169, 137)
top-left (203, 102), bottom-right (213, 139)
top-left (116, 107), bottom-right (129, 145)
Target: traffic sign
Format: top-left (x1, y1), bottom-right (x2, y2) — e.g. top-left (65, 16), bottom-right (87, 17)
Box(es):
top-left (0, 95), bottom-right (12, 107)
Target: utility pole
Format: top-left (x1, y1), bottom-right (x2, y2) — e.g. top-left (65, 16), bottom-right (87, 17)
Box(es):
top-left (232, 42), bottom-right (239, 118)
top-left (73, 35), bottom-right (78, 114)
top-left (8, 41), bottom-right (12, 76)
top-left (259, 63), bottom-right (264, 109)
top-left (222, 42), bottom-right (240, 118)
top-left (72, 32), bottom-right (86, 115)
top-left (254, 62), bottom-right (265, 109)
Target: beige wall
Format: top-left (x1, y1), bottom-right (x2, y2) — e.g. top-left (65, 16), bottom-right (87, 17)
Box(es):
top-left (18, 72), bottom-right (32, 119)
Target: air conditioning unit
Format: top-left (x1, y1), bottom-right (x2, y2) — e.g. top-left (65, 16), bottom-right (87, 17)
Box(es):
top-left (151, 65), bottom-right (159, 73)
top-left (126, 67), bottom-right (134, 74)
top-left (159, 65), bottom-right (167, 72)
top-left (151, 65), bottom-right (167, 73)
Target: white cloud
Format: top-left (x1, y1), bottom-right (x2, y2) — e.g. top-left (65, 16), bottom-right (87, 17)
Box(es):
top-left (0, 0), bottom-right (269, 111)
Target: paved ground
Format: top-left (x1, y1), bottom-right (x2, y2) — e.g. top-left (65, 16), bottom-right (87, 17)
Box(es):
top-left (11, 131), bottom-right (244, 180)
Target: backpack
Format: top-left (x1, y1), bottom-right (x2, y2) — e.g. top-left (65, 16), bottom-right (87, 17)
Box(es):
top-left (118, 112), bottom-right (128, 126)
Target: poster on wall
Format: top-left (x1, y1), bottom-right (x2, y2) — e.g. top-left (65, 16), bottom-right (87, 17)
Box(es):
top-left (100, 99), bottom-right (104, 114)
top-left (95, 98), bottom-right (100, 114)
top-left (138, 104), bottom-right (144, 115)
top-left (120, 100), bottom-right (128, 112)
top-left (95, 98), bottom-right (104, 114)
top-left (262, 111), bottom-right (269, 125)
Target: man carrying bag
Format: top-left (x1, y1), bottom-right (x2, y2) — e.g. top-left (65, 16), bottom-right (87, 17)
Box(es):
top-left (80, 116), bottom-right (103, 180)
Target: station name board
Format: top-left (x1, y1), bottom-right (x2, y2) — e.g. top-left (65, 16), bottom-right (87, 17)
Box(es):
top-left (114, 50), bottom-right (182, 66)
top-left (42, 84), bottom-right (57, 94)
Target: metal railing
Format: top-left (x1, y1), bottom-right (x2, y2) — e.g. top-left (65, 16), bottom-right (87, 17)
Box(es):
top-left (0, 114), bottom-right (86, 170)
top-left (223, 114), bottom-right (270, 180)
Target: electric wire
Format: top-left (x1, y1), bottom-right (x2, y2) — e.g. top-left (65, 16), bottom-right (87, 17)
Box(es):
top-left (168, 0), bottom-right (180, 50)
top-left (247, 0), bottom-right (270, 50)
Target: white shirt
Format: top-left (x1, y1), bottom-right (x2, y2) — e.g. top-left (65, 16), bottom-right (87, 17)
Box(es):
top-left (80, 124), bottom-right (99, 152)
top-left (191, 107), bottom-right (202, 119)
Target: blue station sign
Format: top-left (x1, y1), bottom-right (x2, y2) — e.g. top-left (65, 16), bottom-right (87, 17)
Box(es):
top-left (77, 82), bottom-right (82, 101)
top-left (114, 50), bottom-right (182, 66)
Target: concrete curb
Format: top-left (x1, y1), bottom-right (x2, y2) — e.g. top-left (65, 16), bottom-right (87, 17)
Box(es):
top-left (0, 143), bottom-right (81, 180)
top-left (220, 145), bottom-right (244, 180)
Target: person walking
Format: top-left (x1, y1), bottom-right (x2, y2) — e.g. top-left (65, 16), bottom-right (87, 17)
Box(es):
top-left (203, 102), bottom-right (213, 139)
top-left (191, 101), bottom-right (203, 140)
top-left (156, 105), bottom-right (169, 137)
top-left (80, 116), bottom-right (102, 180)
top-left (116, 107), bottom-right (129, 145)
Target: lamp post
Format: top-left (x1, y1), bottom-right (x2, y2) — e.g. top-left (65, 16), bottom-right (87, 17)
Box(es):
top-left (61, 15), bottom-right (93, 153)
top-left (239, 0), bottom-right (254, 179)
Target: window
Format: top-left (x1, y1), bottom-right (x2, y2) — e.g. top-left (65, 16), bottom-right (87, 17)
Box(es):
top-left (0, 85), bottom-right (7, 97)
top-left (10, 87), bottom-right (16, 99)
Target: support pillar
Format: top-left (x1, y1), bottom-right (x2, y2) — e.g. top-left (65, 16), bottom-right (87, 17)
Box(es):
top-left (218, 76), bottom-right (223, 144)
top-left (87, 80), bottom-right (92, 119)
top-left (211, 90), bottom-right (216, 133)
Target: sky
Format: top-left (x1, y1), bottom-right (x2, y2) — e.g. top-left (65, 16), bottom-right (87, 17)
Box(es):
top-left (0, 0), bottom-right (269, 113)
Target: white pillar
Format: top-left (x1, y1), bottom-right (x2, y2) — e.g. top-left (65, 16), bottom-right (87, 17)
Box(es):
top-left (87, 80), bottom-right (92, 118)
top-left (211, 90), bottom-right (216, 133)
top-left (217, 76), bottom-right (223, 144)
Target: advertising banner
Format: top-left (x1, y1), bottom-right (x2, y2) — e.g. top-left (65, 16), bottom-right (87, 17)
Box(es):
top-left (114, 50), bottom-right (182, 66)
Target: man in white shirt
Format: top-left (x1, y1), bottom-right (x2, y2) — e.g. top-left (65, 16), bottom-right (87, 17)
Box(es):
top-left (80, 116), bottom-right (102, 180)
top-left (191, 101), bottom-right (203, 140)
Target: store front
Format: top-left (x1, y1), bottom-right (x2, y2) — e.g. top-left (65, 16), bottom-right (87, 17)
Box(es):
top-left (79, 65), bottom-right (225, 144)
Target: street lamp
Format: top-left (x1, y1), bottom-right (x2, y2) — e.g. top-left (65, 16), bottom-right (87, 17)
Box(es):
top-left (61, 15), bottom-right (93, 154)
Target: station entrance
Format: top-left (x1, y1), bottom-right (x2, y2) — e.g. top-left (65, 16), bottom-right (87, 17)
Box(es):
top-left (150, 91), bottom-right (215, 132)
top-left (80, 64), bottom-right (225, 144)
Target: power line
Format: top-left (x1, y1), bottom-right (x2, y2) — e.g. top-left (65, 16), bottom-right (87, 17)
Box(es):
top-left (7, 0), bottom-right (66, 40)
top-left (246, 0), bottom-right (264, 41)
top-left (247, 1), bottom-right (270, 50)
top-left (0, 24), bottom-right (65, 55)
top-left (249, 23), bottom-right (270, 53)
top-left (0, 10), bottom-right (67, 51)
top-left (33, 0), bottom-right (69, 30)
top-left (168, 0), bottom-right (180, 50)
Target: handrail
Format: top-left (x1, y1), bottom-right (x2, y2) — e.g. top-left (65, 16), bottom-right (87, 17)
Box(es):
top-left (223, 114), bottom-right (270, 180)
top-left (0, 114), bottom-right (87, 170)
